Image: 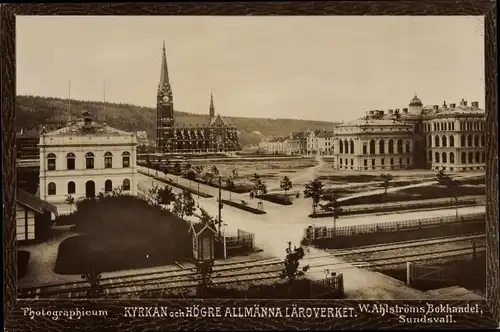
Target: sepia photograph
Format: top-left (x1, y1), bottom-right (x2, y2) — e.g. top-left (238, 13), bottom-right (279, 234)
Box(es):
top-left (13, 15), bottom-right (489, 302)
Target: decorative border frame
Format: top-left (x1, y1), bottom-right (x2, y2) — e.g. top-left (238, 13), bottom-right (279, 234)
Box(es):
top-left (2, 2), bottom-right (498, 330)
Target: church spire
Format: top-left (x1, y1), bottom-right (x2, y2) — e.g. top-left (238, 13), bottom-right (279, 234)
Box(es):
top-left (209, 91), bottom-right (215, 117)
top-left (158, 41), bottom-right (171, 94)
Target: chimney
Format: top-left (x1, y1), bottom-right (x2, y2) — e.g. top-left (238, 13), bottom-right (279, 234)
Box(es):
top-left (388, 109), bottom-right (394, 115)
top-left (471, 101), bottom-right (479, 108)
top-left (460, 98), bottom-right (467, 106)
top-left (403, 108), bottom-right (408, 113)
top-left (450, 103), bottom-right (456, 108)
top-left (443, 101), bottom-right (447, 108)
top-left (433, 105), bottom-right (439, 110)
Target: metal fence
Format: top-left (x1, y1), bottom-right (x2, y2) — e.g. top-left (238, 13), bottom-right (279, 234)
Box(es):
top-left (225, 229), bottom-right (255, 249)
top-left (304, 212), bottom-right (485, 241)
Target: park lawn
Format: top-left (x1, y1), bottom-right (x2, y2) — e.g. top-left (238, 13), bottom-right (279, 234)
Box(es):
top-left (54, 195), bottom-right (192, 275)
top-left (337, 184), bottom-right (485, 206)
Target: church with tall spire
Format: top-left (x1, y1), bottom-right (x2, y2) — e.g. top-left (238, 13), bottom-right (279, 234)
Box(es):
top-left (155, 42), bottom-right (240, 154)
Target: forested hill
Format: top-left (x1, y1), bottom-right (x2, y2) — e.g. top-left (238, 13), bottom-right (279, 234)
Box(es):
top-left (15, 95), bottom-right (338, 146)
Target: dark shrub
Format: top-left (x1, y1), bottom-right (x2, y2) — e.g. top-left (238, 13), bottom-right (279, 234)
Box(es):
top-left (221, 199), bottom-right (266, 215)
top-left (257, 194), bottom-right (292, 206)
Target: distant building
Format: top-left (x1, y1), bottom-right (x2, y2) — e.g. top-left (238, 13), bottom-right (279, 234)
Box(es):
top-left (38, 111), bottom-right (138, 204)
top-left (155, 42), bottom-right (241, 154)
top-left (306, 130), bottom-right (334, 156)
top-left (259, 134), bottom-right (304, 155)
top-left (331, 95), bottom-right (486, 172)
top-left (16, 189), bottom-right (58, 243)
top-left (16, 128), bottom-right (41, 160)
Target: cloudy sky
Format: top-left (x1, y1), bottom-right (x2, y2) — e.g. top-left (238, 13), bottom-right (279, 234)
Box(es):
top-left (17, 16), bottom-right (484, 122)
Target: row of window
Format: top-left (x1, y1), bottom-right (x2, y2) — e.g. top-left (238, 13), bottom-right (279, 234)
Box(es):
top-left (338, 139), bottom-right (411, 155)
top-left (428, 151), bottom-right (486, 164)
top-left (339, 158), bottom-right (411, 166)
top-left (426, 134), bottom-right (486, 148)
top-left (424, 120), bottom-right (484, 132)
top-left (46, 152), bottom-right (131, 171)
top-left (47, 179), bottom-right (131, 195)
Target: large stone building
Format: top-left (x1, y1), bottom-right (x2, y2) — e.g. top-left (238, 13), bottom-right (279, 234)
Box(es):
top-left (307, 130), bottom-right (335, 156)
top-left (39, 111), bottom-right (138, 205)
top-left (259, 132), bottom-right (306, 155)
top-left (332, 95), bottom-right (485, 172)
top-left (155, 42), bottom-right (240, 154)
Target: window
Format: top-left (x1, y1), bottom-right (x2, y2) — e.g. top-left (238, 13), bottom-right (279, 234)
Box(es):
top-left (48, 182), bottom-right (56, 195)
top-left (85, 152), bottom-right (95, 169)
top-left (379, 140), bottom-right (385, 154)
top-left (350, 159), bottom-right (353, 166)
top-left (461, 152), bottom-right (466, 164)
top-left (481, 134), bottom-right (485, 146)
top-left (407, 158), bottom-right (410, 165)
top-left (405, 141), bottom-right (411, 153)
top-left (105, 180), bottom-right (113, 192)
top-left (350, 140), bottom-right (354, 154)
top-left (449, 136), bottom-right (454, 147)
top-left (450, 152), bottom-right (455, 164)
top-left (460, 135), bottom-right (466, 147)
top-left (467, 135), bottom-right (472, 147)
top-left (122, 152), bottom-right (131, 168)
top-left (66, 153), bottom-right (75, 170)
top-left (388, 140), bottom-right (394, 154)
top-left (123, 179), bottom-right (131, 191)
top-left (67, 181), bottom-right (75, 194)
top-left (400, 158), bottom-right (403, 164)
top-left (381, 158), bottom-right (385, 165)
top-left (468, 152), bottom-right (473, 164)
top-left (475, 152), bottom-right (480, 163)
top-left (370, 140), bottom-right (376, 154)
top-left (442, 152), bottom-right (447, 163)
top-left (434, 136), bottom-right (440, 147)
top-left (474, 135), bottom-right (479, 147)
top-left (364, 159), bottom-right (367, 166)
top-left (442, 136), bottom-right (447, 147)
top-left (104, 152), bottom-right (113, 168)
top-left (390, 158), bottom-right (394, 165)
top-left (340, 158), bottom-right (343, 165)
top-left (47, 153), bottom-right (56, 171)
top-left (371, 159), bottom-right (375, 166)
top-left (428, 151), bottom-right (432, 163)
top-left (339, 142), bottom-right (344, 154)
top-left (362, 144), bottom-right (367, 155)
top-left (435, 152), bottom-right (440, 163)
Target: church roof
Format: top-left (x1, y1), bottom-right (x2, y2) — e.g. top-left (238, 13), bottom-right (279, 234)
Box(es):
top-left (174, 114), bottom-right (235, 128)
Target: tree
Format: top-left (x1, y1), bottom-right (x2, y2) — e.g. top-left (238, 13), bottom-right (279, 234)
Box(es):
top-left (380, 173), bottom-right (394, 195)
top-left (231, 168), bottom-right (239, 179)
top-left (194, 260), bottom-right (214, 297)
top-left (256, 180), bottom-right (268, 196)
top-left (195, 207), bottom-right (216, 228)
top-left (303, 178), bottom-right (324, 215)
top-left (203, 170), bottom-right (214, 185)
top-left (81, 272), bottom-right (103, 298)
top-left (280, 176), bottom-right (293, 195)
top-left (436, 170), bottom-right (460, 219)
top-left (210, 165), bottom-right (220, 179)
top-left (194, 165), bottom-right (205, 178)
top-left (65, 194), bottom-right (75, 213)
top-left (224, 177), bottom-right (236, 201)
top-left (324, 192), bottom-right (343, 231)
top-left (173, 161), bottom-right (182, 175)
top-left (184, 162), bottom-right (192, 172)
top-left (149, 184), bottom-right (176, 208)
top-left (184, 169), bottom-right (197, 188)
top-left (172, 194), bottom-right (183, 217)
top-left (181, 190), bottom-right (196, 219)
top-left (280, 241), bottom-right (310, 282)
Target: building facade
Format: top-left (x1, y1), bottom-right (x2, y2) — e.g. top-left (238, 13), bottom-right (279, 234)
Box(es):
top-left (38, 111), bottom-right (138, 204)
top-left (259, 133), bottom-right (304, 155)
top-left (155, 42), bottom-right (241, 154)
top-left (307, 130), bottom-right (334, 155)
top-left (16, 189), bottom-right (58, 243)
top-left (332, 95), bottom-right (485, 172)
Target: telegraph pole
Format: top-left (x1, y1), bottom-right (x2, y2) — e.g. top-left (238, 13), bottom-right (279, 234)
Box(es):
top-left (218, 175), bottom-right (222, 238)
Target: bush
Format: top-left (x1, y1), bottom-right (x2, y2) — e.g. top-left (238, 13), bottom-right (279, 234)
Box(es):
top-left (55, 195), bottom-right (192, 274)
top-left (221, 199), bottom-right (266, 215)
top-left (190, 178), bottom-right (253, 194)
top-left (257, 194), bottom-right (293, 206)
top-left (18, 250), bottom-right (30, 279)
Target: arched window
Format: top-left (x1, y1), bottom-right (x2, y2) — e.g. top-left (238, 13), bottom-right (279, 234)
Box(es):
top-left (67, 181), bottom-right (75, 194)
top-left (397, 139), bottom-right (403, 153)
top-left (474, 135), bottom-right (479, 147)
top-left (405, 141), bottom-right (411, 153)
top-left (435, 152), bottom-right (440, 163)
top-left (350, 140), bottom-right (354, 154)
top-left (449, 136), bottom-right (455, 147)
top-left (66, 153), bottom-right (75, 170)
top-left (370, 140), bottom-right (376, 154)
top-left (104, 180), bottom-right (113, 192)
top-left (475, 152), bottom-right (480, 163)
top-left (388, 139), bottom-right (394, 154)
top-left (123, 179), bottom-right (131, 191)
top-left (379, 139), bottom-right (385, 154)
top-left (481, 151), bottom-right (486, 163)
top-left (461, 135), bottom-right (466, 147)
top-left (450, 152), bottom-right (455, 164)
top-left (442, 135), bottom-right (447, 147)
top-left (461, 152), bottom-right (466, 164)
top-left (481, 134), bottom-right (485, 146)
top-left (442, 152), bottom-right (447, 163)
top-left (434, 136), bottom-right (440, 147)
top-left (48, 182), bottom-right (56, 195)
top-left (122, 151), bottom-right (130, 168)
top-left (468, 152), bottom-right (473, 164)
top-left (467, 135), bottom-right (472, 147)
top-left (104, 152), bottom-right (113, 168)
top-left (339, 141), bottom-right (344, 154)
top-left (428, 151), bottom-right (432, 163)
top-left (85, 152), bottom-right (95, 169)
top-left (47, 153), bottom-right (56, 171)
top-left (362, 144), bottom-right (367, 155)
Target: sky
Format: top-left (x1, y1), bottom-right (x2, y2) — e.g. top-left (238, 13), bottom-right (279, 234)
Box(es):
top-left (17, 16), bottom-right (485, 122)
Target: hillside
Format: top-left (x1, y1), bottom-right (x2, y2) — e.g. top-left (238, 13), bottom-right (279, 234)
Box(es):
top-left (15, 95), bottom-right (338, 147)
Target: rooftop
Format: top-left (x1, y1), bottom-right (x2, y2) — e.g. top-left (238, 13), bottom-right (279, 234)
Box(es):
top-left (17, 189), bottom-right (58, 216)
top-left (43, 118), bottom-right (133, 137)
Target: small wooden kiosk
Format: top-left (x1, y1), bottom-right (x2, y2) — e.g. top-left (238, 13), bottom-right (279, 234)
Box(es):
top-left (190, 221), bottom-right (217, 261)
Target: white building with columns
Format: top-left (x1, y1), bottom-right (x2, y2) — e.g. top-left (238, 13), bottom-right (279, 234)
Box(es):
top-left (331, 95), bottom-right (485, 172)
top-left (38, 111), bottom-right (138, 204)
